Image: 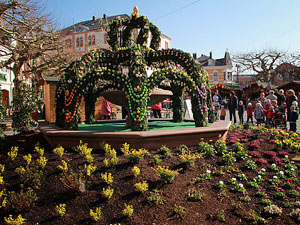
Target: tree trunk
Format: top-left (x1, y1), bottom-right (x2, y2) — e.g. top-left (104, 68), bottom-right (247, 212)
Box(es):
top-left (171, 87), bottom-right (184, 123)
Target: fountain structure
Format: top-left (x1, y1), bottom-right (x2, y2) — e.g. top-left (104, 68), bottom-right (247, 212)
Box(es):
top-left (40, 7), bottom-right (231, 149)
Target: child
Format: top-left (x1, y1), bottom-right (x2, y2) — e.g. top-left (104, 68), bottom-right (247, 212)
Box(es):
top-left (254, 102), bottom-right (264, 125)
top-left (290, 105), bottom-right (298, 132)
top-left (238, 100), bottom-right (245, 124)
top-left (266, 106), bottom-right (275, 127)
top-left (246, 103), bottom-right (254, 124)
top-left (220, 105), bottom-right (226, 120)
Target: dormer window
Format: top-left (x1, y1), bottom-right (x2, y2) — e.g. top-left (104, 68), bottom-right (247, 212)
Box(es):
top-left (75, 27), bottom-right (84, 33)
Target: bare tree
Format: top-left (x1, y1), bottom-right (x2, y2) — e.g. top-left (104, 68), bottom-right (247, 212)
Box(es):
top-left (233, 49), bottom-right (285, 82)
top-left (0, 0), bottom-right (75, 92)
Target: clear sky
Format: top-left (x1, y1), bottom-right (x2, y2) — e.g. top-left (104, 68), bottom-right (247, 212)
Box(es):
top-left (41, 0), bottom-right (300, 59)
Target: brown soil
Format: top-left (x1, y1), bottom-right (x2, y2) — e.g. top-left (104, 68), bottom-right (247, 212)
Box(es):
top-left (0, 129), bottom-right (299, 225)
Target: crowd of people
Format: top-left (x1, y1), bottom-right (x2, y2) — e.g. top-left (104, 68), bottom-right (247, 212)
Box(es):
top-left (213, 89), bottom-right (299, 132)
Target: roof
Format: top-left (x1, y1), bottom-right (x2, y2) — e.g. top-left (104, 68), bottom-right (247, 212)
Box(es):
top-left (277, 81), bottom-right (300, 92)
top-left (61, 14), bottom-right (129, 35)
top-left (196, 51), bottom-right (232, 67)
top-left (43, 75), bottom-right (60, 84)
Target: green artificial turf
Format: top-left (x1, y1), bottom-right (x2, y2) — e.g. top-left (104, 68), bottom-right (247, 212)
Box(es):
top-left (78, 120), bottom-right (198, 132)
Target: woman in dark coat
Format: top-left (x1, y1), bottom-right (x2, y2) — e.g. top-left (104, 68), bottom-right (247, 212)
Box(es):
top-left (228, 91), bottom-right (238, 124)
top-left (286, 89), bottom-right (297, 121)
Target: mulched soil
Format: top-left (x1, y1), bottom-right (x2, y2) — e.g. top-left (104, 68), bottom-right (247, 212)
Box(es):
top-left (0, 129), bottom-right (300, 224)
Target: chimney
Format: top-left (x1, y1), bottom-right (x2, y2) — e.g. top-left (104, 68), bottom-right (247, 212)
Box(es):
top-left (103, 14), bottom-right (108, 20)
top-left (193, 53), bottom-right (197, 59)
top-left (92, 16), bottom-right (97, 21)
top-left (209, 51), bottom-right (212, 59)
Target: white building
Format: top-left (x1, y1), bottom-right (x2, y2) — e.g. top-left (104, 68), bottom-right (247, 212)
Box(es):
top-left (0, 43), bottom-right (15, 107)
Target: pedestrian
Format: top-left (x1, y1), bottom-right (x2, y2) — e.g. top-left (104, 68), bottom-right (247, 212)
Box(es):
top-left (238, 100), bottom-right (245, 124)
top-left (266, 90), bottom-right (278, 102)
top-left (228, 91), bottom-right (238, 123)
top-left (220, 104), bottom-right (226, 120)
top-left (275, 89), bottom-right (285, 106)
top-left (151, 102), bottom-right (162, 118)
top-left (266, 106), bottom-right (275, 127)
top-left (289, 105), bottom-right (298, 132)
top-left (254, 102), bottom-right (264, 125)
top-left (257, 92), bottom-right (267, 108)
top-left (246, 103), bottom-right (254, 124)
top-left (212, 90), bottom-right (222, 120)
top-left (286, 89), bottom-right (298, 122)
top-left (101, 98), bottom-right (112, 119)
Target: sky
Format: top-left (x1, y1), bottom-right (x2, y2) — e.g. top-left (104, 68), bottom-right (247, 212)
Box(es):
top-left (41, 0), bottom-right (300, 60)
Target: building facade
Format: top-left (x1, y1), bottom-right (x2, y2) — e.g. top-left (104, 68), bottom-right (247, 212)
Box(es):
top-left (195, 51), bottom-right (233, 85)
top-left (0, 42), bottom-right (16, 107)
top-left (61, 14), bottom-right (171, 56)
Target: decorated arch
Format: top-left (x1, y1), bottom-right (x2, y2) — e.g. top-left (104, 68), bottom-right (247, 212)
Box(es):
top-left (55, 7), bottom-right (215, 131)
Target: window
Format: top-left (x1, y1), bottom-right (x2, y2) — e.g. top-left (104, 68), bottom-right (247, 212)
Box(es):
top-left (165, 41), bottom-right (168, 49)
top-left (80, 37), bottom-right (83, 47)
top-left (76, 38), bottom-right (80, 47)
top-left (75, 27), bottom-right (84, 33)
top-left (213, 71), bottom-right (218, 81)
top-left (224, 72), bottom-right (226, 80)
top-left (88, 35), bottom-right (96, 46)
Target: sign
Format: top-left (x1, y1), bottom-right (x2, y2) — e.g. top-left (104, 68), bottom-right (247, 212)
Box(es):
top-left (0, 73), bottom-right (6, 82)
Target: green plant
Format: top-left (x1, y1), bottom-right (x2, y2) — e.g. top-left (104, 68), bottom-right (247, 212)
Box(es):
top-left (238, 173), bottom-right (247, 181)
top-left (258, 168), bottom-right (267, 176)
top-left (12, 82), bottom-right (38, 133)
top-left (178, 149), bottom-right (202, 166)
top-left (282, 200), bottom-right (294, 208)
top-left (270, 163), bottom-right (278, 171)
top-left (4, 214), bottom-right (26, 225)
top-left (132, 166), bottom-right (140, 177)
top-left (232, 183), bottom-right (246, 193)
top-left (153, 154), bottom-right (162, 164)
top-left (243, 160), bottom-right (257, 170)
top-left (232, 142), bottom-right (244, 152)
top-left (222, 151), bottom-right (236, 166)
top-left (101, 172), bottom-right (113, 185)
top-left (198, 141), bottom-right (216, 158)
top-left (249, 124), bottom-right (267, 138)
top-left (249, 209), bottom-right (266, 224)
top-left (260, 198), bottom-right (272, 206)
top-left (154, 166), bottom-right (179, 183)
top-left (122, 204), bottom-right (134, 217)
top-left (247, 181), bottom-right (259, 189)
top-left (134, 181), bottom-right (148, 192)
top-left (7, 146), bottom-right (18, 161)
top-left (121, 143), bottom-right (149, 163)
top-left (8, 187), bottom-right (38, 211)
top-left (56, 203), bottom-right (66, 217)
top-left (0, 189), bottom-right (7, 209)
top-left (215, 139), bottom-right (227, 155)
top-left (58, 159), bottom-right (96, 193)
top-left (264, 204), bottom-right (282, 216)
top-left (216, 180), bottom-right (226, 189)
top-left (275, 192), bottom-right (286, 199)
top-left (90, 207), bottom-right (102, 222)
top-left (157, 145), bottom-right (172, 158)
top-left (148, 189), bottom-right (165, 205)
top-left (53, 146), bottom-right (65, 158)
top-left (174, 205), bottom-right (186, 218)
top-left (103, 144), bottom-right (119, 167)
top-left (236, 149), bottom-right (248, 160)
top-left (217, 209), bottom-right (226, 222)
top-left (288, 190), bottom-right (300, 197)
top-left (290, 208), bottom-right (300, 221)
top-left (102, 187), bottom-right (114, 199)
top-left (186, 188), bottom-right (206, 201)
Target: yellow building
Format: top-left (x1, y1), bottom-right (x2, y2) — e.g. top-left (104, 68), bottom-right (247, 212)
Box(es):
top-left (196, 51), bottom-right (233, 85)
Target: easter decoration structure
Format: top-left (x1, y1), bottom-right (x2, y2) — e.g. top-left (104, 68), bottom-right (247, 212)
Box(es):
top-left (55, 7), bottom-right (215, 131)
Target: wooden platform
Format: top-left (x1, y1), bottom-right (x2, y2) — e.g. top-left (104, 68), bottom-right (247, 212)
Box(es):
top-left (39, 120), bottom-right (231, 150)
